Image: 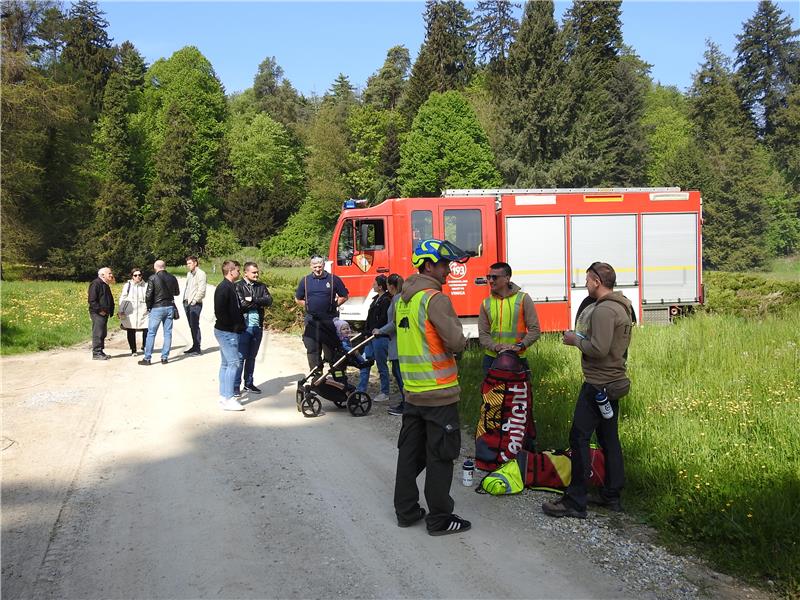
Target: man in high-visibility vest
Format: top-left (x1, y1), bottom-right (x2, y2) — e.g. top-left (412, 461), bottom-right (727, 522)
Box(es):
top-left (478, 261), bottom-right (541, 373)
top-left (393, 239), bottom-right (471, 536)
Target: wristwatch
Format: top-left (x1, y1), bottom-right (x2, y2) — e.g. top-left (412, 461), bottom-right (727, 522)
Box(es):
top-left (514, 342), bottom-right (525, 350)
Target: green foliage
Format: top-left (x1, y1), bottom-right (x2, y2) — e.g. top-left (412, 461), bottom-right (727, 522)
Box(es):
top-left (473, 0), bottom-right (519, 86)
top-left (402, 0), bottom-right (476, 119)
top-left (252, 56), bottom-right (306, 128)
top-left (642, 85), bottom-right (695, 186)
top-left (363, 45), bottom-right (410, 110)
top-left (702, 271), bottom-right (800, 317)
top-left (690, 42), bottom-right (771, 270)
top-left (498, 0), bottom-right (566, 186)
top-left (261, 199), bottom-right (333, 259)
top-left (137, 46), bottom-right (227, 222)
top-left (398, 91), bottom-right (501, 196)
top-left (144, 103), bottom-right (200, 263)
top-left (734, 0), bottom-right (800, 139)
top-left (769, 83), bottom-right (800, 191)
top-left (204, 224), bottom-right (242, 258)
top-left (346, 105), bottom-right (405, 202)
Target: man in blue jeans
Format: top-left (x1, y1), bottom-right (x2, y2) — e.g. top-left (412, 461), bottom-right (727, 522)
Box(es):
top-left (234, 262), bottom-right (273, 395)
top-left (139, 260), bottom-right (180, 366)
top-left (214, 260), bottom-right (246, 411)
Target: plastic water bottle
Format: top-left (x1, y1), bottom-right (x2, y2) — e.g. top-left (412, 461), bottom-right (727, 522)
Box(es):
top-left (595, 388), bottom-right (614, 419)
top-left (462, 459), bottom-right (474, 486)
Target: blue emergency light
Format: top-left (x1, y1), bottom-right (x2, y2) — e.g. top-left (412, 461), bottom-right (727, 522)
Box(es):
top-left (342, 199), bottom-right (367, 209)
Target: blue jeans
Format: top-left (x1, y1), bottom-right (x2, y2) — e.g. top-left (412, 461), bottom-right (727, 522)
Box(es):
top-left (235, 325), bottom-right (262, 389)
top-left (144, 306), bottom-right (174, 360)
top-left (215, 328), bottom-right (242, 399)
top-left (391, 359), bottom-right (404, 401)
top-left (184, 301), bottom-right (203, 350)
top-left (358, 336), bottom-right (390, 395)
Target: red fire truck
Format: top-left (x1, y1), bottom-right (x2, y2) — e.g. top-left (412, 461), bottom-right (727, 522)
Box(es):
top-left (328, 188), bottom-right (703, 335)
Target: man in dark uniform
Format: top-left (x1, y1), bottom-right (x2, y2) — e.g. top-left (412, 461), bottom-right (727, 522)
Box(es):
top-left (294, 255), bottom-right (348, 369)
top-left (88, 267), bottom-right (115, 360)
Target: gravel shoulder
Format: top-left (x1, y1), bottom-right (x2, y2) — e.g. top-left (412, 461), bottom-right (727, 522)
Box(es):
top-left (1, 282), bottom-right (770, 599)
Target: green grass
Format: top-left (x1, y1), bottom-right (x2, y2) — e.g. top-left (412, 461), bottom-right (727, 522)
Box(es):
top-left (458, 312), bottom-right (800, 594)
top-left (744, 254), bottom-right (800, 282)
top-left (1, 280), bottom-right (123, 354)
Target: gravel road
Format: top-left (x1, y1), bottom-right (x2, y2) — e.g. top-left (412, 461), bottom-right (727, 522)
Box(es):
top-left (1, 282), bottom-right (769, 599)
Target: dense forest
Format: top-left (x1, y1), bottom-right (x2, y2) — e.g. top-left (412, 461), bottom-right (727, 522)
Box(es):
top-left (2, 0), bottom-right (798, 278)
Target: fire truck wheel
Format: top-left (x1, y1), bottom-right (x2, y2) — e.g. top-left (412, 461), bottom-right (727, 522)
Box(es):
top-left (347, 391), bottom-right (372, 417)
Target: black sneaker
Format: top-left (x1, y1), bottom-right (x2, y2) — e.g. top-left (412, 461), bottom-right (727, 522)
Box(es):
top-left (587, 491), bottom-right (623, 512)
top-left (138, 358), bottom-right (151, 366)
top-left (161, 358), bottom-right (168, 364)
top-left (397, 507), bottom-right (426, 528)
top-left (243, 384), bottom-right (261, 393)
top-left (428, 514), bottom-right (471, 536)
top-left (387, 403), bottom-right (405, 416)
top-left (542, 496), bottom-right (587, 519)
top-left (92, 354), bottom-right (109, 361)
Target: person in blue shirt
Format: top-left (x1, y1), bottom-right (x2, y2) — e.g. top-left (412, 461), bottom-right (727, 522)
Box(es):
top-left (295, 255), bottom-right (349, 369)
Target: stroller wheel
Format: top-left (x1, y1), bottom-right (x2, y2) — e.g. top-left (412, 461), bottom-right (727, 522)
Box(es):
top-left (296, 385), bottom-right (305, 412)
top-left (347, 391), bottom-right (372, 417)
top-left (301, 394), bottom-right (322, 418)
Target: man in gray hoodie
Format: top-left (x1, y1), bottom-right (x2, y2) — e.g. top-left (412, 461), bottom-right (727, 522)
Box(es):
top-left (543, 262), bottom-right (633, 519)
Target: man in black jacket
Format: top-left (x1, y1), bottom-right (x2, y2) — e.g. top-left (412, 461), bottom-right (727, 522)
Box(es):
top-left (215, 260), bottom-right (246, 411)
top-left (88, 267), bottom-right (115, 360)
top-left (234, 262), bottom-right (273, 394)
top-left (139, 260), bottom-right (180, 366)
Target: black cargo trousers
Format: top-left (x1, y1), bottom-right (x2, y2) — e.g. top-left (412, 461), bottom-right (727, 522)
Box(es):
top-left (393, 401), bottom-right (461, 530)
top-left (564, 382), bottom-right (625, 510)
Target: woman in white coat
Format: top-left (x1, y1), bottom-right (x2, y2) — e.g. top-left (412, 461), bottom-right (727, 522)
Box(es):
top-left (118, 268), bottom-right (149, 355)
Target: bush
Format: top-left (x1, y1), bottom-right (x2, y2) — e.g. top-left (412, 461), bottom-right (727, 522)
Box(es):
top-left (702, 271), bottom-right (800, 318)
top-left (205, 225), bottom-right (241, 258)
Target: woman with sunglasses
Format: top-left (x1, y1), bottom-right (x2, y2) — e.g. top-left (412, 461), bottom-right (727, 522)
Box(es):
top-left (118, 268), bottom-right (149, 355)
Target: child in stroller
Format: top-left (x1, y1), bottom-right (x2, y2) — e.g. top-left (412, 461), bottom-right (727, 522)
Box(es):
top-left (296, 317), bottom-right (375, 418)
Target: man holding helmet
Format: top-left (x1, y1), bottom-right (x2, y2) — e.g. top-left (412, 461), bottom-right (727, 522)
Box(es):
top-left (393, 239), bottom-right (471, 536)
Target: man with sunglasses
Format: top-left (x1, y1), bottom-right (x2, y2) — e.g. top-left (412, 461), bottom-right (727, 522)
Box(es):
top-left (542, 262), bottom-right (633, 519)
top-left (393, 239), bottom-right (471, 536)
top-left (478, 262), bottom-right (540, 374)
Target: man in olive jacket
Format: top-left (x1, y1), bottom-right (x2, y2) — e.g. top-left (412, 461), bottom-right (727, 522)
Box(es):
top-left (88, 267), bottom-right (115, 360)
top-left (543, 262), bottom-right (633, 519)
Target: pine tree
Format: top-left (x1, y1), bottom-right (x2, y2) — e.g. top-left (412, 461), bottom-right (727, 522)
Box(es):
top-left (499, 0), bottom-right (566, 186)
top-left (769, 83), bottom-right (800, 190)
top-left (60, 0), bottom-right (113, 119)
top-left (402, 0), bottom-right (476, 119)
top-left (144, 103), bottom-right (200, 263)
top-left (734, 0), bottom-right (800, 139)
top-left (253, 56), bottom-right (305, 128)
top-left (690, 42), bottom-right (771, 270)
top-left (474, 0), bottom-right (519, 87)
top-left (363, 45), bottom-right (411, 110)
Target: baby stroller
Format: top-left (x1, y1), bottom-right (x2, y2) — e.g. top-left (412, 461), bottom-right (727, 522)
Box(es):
top-left (296, 318), bottom-right (375, 418)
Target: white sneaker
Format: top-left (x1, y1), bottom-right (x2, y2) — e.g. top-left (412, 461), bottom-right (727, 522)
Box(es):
top-left (373, 392), bottom-right (389, 403)
top-left (219, 397), bottom-right (245, 411)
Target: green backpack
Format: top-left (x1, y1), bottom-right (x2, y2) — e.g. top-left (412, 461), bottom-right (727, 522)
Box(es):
top-left (477, 458), bottom-right (525, 495)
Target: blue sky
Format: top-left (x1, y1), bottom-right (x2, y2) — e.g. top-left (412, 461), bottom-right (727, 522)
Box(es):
top-left (98, 1), bottom-right (800, 97)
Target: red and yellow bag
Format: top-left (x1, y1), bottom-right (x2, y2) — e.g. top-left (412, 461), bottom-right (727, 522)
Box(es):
top-left (516, 447), bottom-right (606, 491)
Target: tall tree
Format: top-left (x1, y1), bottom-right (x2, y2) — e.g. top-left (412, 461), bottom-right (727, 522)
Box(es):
top-left (60, 0), bottom-right (114, 119)
top-left (253, 56), bottom-right (306, 128)
top-left (347, 105), bottom-right (405, 203)
top-left (223, 112), bottom-right (305, 245)
top-left (474, 0), bottom-right (519, 85)
top-left (553, 0), bottom-right (625, 186)
top-left (734, 0), bottom-right (800, 139)
top-left (690, 41), bottom-right (771, 270)
top-left (402, 0), bottom-right (476, 119)
top-left (770, 83), bottom-right (800, 190)
top-left (144, 103), bottom-right (200, 263)
top-left (498, 0), bottom-right (566, 186)
top-left (138, 46), bottom-right (227, 228)
top-left (363, 45), bottom-right (411, 110)
top-left (398, 90), bottom-right (500, 196)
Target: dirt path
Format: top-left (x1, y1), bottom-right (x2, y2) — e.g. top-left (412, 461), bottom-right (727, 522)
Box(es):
top-left (1, 283), bottom-right (767, 599)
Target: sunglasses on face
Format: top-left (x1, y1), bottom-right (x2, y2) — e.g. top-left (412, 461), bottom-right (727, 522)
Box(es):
top-left (133, 273), bottom-right (142, 277)
top-left (486, 274), bottom-right (506, 281)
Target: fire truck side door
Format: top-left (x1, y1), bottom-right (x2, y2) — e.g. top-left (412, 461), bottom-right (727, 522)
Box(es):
top-left (437, 205), bottom-right (494, 317)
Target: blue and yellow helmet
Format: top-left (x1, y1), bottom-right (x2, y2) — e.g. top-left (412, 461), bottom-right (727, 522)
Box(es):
top-left (411, 239), bottom-right (470, 268)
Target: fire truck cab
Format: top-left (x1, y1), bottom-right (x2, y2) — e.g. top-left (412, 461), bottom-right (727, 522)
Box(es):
top-left (328, 188), bottom-right (703, 336)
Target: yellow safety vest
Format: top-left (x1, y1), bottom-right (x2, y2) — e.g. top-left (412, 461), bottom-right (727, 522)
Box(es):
top-left (483, 292), bottom-right (528, 358)
top-left (395, 289), bottom-right (459, 393)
